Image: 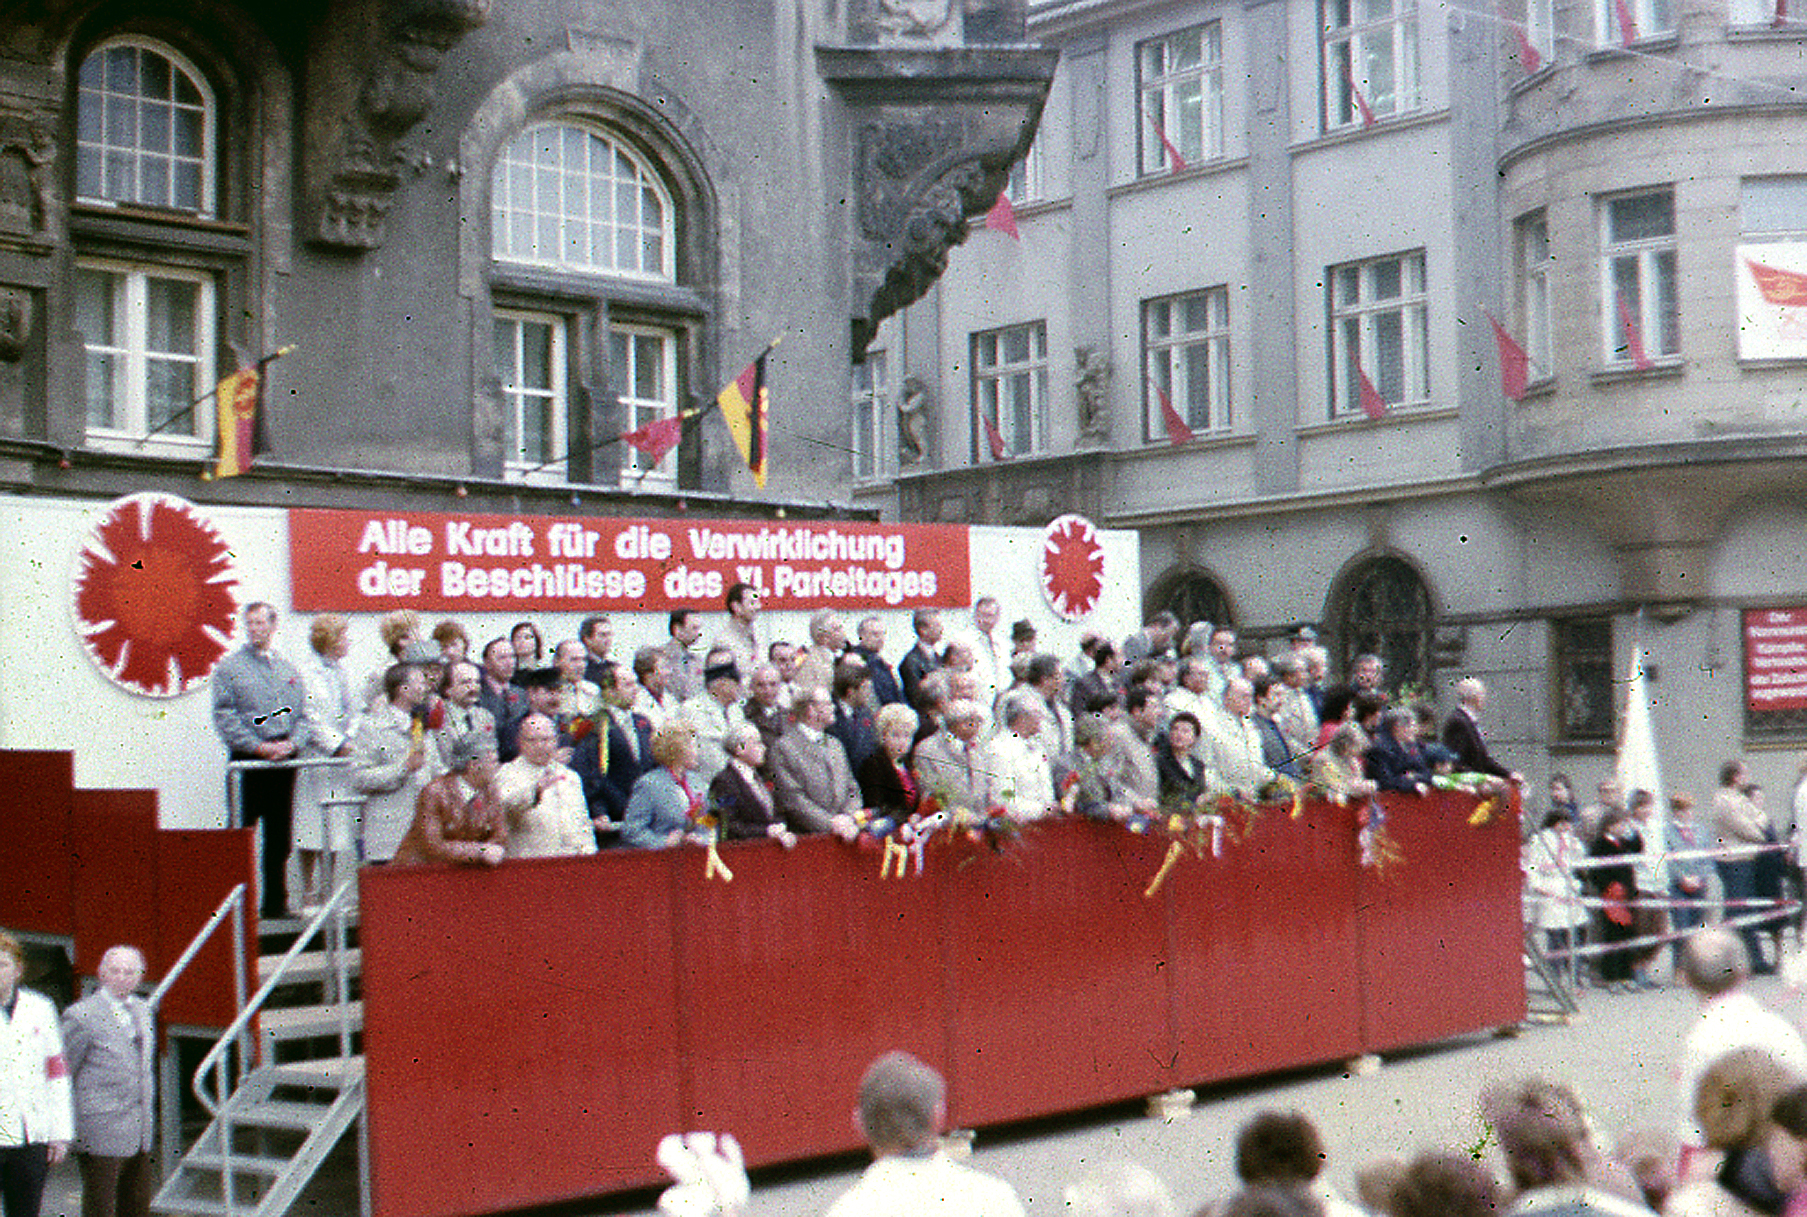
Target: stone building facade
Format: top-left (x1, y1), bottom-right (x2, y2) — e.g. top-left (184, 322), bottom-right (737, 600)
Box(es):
top-left (0, 0), bottom-right (1050, 511)
top-left (859, 0), bottom-right (1807, 801)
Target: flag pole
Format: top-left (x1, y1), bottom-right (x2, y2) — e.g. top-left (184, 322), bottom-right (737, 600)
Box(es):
top-left (136, 344), bottom-right (294, 447)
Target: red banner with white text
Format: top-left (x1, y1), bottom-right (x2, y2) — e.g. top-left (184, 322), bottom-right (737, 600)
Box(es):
top-left (287, 509), bottom-right (971, 613)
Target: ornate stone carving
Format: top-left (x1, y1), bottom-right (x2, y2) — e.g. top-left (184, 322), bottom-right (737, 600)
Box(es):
top-left (820, 46), bottom-right (1056, 357)
top-left (0, 112), bottom-right (51, 237)
top-left (898, 374), bottom-right (930, 466)
top-left (312, 0), bottom-right (490, 249)
top-left (877, 0), bottom-right (957, 43)
top-left (1075, 346), bottom-right (1109, 440)
top-left (0, 288), bottom-right (29, 361)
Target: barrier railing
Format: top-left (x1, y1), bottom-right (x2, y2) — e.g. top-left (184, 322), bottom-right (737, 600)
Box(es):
top-left (224, 755), bottom-right (363, 903)
top-left (148, 883), bottom-right (249, 1177)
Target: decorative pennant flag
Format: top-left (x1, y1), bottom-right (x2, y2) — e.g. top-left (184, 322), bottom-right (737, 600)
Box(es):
top-left (984, 191), bottom-right (1019, 240)
top-left (1486, 311), bottom-right (1531, 401)
top-left (1146, 109), bottom-right (1188, 173)
top-left (1614, 0), bottom-right (1639, 43)
top-left (1513, 23), bottom-right (1544, 74)
top-left (1154, 384), bottom-right (1194, 446)
top-left (1343, 60), bottom-right (1376, 128)
top-left (717, 345), bottom-right (773, 488)
top-left (621, 411), bottom-right (690, 465)
top-left (1356, 360), bottom-right (1388, 420)
top-left (976, 401), bottom-right (1010, 461)
top-left (1746, 257), bottom-right (1807, 306)
top-left (211, 365), bottom-right (262, 480)
top-left (1616, 294), bottom-right (1654, 369)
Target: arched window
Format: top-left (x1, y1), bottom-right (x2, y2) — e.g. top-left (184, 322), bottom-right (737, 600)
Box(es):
top-left (76, 39), bottom-right (213, 214)
top-left (1330, 554), bottom-right (1435, 695)
top-left (1149, 568), bottom-right (1234, 636)
top-left (487, 117), bottom-right (691, 488)
top-left (491, 123), bottom-right (672, 280)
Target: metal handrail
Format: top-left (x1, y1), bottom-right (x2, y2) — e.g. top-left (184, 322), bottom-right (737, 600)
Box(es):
top-left (191, 878), bottom-right (358, 1115)
top-left (149, 884), bottom-right (249, 1178)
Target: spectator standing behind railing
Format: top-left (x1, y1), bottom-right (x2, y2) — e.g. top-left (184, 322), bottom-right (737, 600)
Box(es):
top-left (0, 930), bottom-right (72, 1217)
top-left (1713, 759), bottom-right (1776, 975)
top-left (211, 601), bottom-right (313, 919)
top-left (349, 663), bottom-right (436, 864)
top-left (496, 714), bottom-right (594, 859)
top-left (1524, 808), bottom-right (1587, 963)
top-left (391, 735), bottom-right (506, 867)
top-left (1664, 794), bottom-right (1712, 970)
top-left (61, 945), bottom-right (153, 1217)
top-left (620, 721), bottom-right (703, 850)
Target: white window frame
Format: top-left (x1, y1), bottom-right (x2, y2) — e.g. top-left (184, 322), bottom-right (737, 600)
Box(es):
top-left (1599, 188), bottom-right (1678, 366)
top-left (1137, 24), bottom-right (1223, 175)
top-left (1329, 250), bottom-right (1429, 417)
top-left (1727, 0), bottom-right (1785, 24)
top-left (494, 309), bottom-right (568, 484)
top-left (1144, 288), bottom-right (1231, 438)
top-left (76, 38), bottom-right (215, 215)
top-left (1005, 139), bottom-right (1043, 205)
top-left (76, 258), bottom-right (215, 454)
top-left (1517, 211), bottom-right (1553, 381)
top-left (609, 322), bottom-right (678, 488)
top-left (852, 349), bottom-right (887, 480)
top-left (1597, 0), bottom-right (1673, 43)
top-left (1526, 0), bottom-right (1555, 60)
top-left (491, 122), bottom-right (675, 281)
top-left (1322, 0), bottom-right (1420, 131)
top-left (973, 322), bottom-right (1049, 457)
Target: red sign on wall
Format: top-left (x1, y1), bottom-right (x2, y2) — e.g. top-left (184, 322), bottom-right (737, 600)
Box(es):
top-left (288, 509), bottom-right (971, 613)
top-left (1744, 607), bottom-right (1807, 712)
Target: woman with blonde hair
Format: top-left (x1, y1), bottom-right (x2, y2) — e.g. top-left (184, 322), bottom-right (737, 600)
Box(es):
top-left (294, 613), bottom-right (358, 911)
top-left (622, 720), bottom-right (703, 849)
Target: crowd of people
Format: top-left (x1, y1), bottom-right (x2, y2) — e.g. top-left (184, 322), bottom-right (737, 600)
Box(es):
top-left (1524, 765), bottom-right (1806, 992)
top-left (208, 593), bottom-right (1529, 914)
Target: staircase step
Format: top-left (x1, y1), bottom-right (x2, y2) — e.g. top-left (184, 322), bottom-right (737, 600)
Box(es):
top-left (257, 947), bottom-right (361, 986)
top-left (267, 1056), bottom-right (364, 1088)
top-left (257, 1001), bottom-right (362, 1048)
top-left (220, 1098), bottom-right (336, 1132)
top-left (179, 1150), bottom-right (292, 1176)
top-left (152, 1196), bottom-right (239, 1216)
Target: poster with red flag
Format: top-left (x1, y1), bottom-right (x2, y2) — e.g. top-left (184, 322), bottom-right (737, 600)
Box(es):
top-left (1737, 243), bottom-right (1807, 358)
top-left (1616, 294), bottom-right (1654, 370)
top-left (976, 401), bottom-right (1010, 461)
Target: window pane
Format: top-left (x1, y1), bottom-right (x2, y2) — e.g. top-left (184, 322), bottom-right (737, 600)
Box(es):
top-left (521, 322), bottom-right (551, 388)
top-left (1743, 177), bottom-right (1807, 235)
top-left (1336, 265), bottom-right (1360, 306)
top-left (106, 46), bottom-right (138, 93)
top-left (1374, 311), bottom-right (1403, 400)
top-left (1371, 258), bottom-right (1401, 299)
top-left (1608, 192), bottom-right (1673, 243)
top-left (87, 352), bottom-right (119, 429)
top-left (1654, 249), bottom-right (1679, 354)
top-left (146, 277), bottom-right (197, 352)
top-left (146, 358), bottom-right (196, 433)
top-left (1182, 293), bottom-right (1212, 331)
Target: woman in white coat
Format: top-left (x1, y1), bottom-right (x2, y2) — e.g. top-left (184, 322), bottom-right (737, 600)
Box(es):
top-left (0, 931), bottom-right (73, 1217)
top-left (350, 663), bottom-right (437, 863)
top-left (293, 614), bottom-right (358, 910)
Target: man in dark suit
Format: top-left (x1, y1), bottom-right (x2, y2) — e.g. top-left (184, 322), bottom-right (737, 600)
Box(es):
top-left (1442, 677), bottom-right (1522, 786)
top-left (897, 607), bottom-right (943, 711)
top-left (828, 661), bottom-right (881, 772)
top-left (61, 945), bottom-right (154, 1217)
top-left (572, 661), bottom-right (650, 835)
top-left (850, 616), bottom-right (904, 707)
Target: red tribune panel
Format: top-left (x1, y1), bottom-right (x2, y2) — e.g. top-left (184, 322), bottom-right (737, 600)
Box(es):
top-left (71, 789), bottom-right (161, 977)
top-left (677, 835), bottom-right (947, 1168)
top-left (942, 819), bottom-right (1178, 1127)
top-left (1167, 802), bottom-right (1365, 1085)
top-left (0, 751), bottom-right (75, 935)
top-left (154, 830), bottom-right (256, 1030)
top-left (362, 853), bottom-right (683, 1217)
top-left (1356, 791), bottom-right (1527, 1051)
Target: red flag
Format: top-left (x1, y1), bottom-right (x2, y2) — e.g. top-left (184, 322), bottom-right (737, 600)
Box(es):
top-left (1146, 110), bottom-right (1187, 173)
top-left (1775, 0), bottom-right (1788, 27)
top-left (1343, 60), bottom-right (1376, 128)
top-left (1514, 23), bottom-right (1543, 74)
top-left (984, 191), bottom-right (1019, 240)
top-left (976, 402), bottom-right (1010, 461)
top-left (1487, 312), bottom-right (1530, 401)
top-left (1154, 384), bottom-right (1194, 446)
top-left (717, 349), bottom-right (770, 488)
top-left (1616, 294), bottom-right (1654, 369)
top-left (1356, 361), bottom-right (1388, 420)
top-left (1746, 257), bottom-right (1807, 307)
top-left (1614, 0), bottom-right (1638, 43)
top-left (621, 413), bottom-right (685, 464)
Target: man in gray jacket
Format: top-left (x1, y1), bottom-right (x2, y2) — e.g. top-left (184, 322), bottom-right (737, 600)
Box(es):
top-left (61, 946), bottom-right (154, 1217)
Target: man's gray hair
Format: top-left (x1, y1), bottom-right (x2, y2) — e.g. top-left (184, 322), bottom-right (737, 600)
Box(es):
top-left (1680, 928), bottom-right (1749, 997)
top-left (857, 1051), bottom-right (944, 1153)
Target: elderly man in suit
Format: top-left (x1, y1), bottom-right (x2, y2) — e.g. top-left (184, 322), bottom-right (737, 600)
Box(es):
top-left (770, 686), bottom-right (862, 835)
top-left (61, 945), bottom-right (154, 1217)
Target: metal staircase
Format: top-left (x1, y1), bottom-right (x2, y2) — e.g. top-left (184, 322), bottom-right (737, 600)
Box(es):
top-left (153, 882), bottom-right (365, 1217)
